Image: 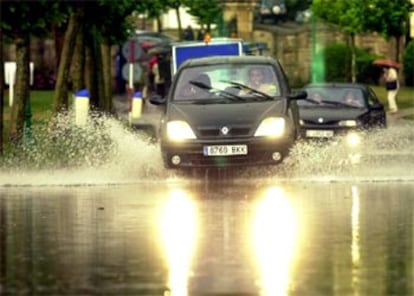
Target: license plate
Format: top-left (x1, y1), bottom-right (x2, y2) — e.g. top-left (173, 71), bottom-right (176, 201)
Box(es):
top-left (306, 130), bottom-right (334, 138)
top-left (203, 145), bottom-right (248, 156)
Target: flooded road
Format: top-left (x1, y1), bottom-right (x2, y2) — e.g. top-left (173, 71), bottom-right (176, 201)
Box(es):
top-left (1, 183), bottom-right (413, 295)
top-left (0, 116), bottom-right (413, 295)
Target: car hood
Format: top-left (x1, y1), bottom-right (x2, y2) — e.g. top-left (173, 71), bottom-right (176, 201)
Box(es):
top-left (168, 100), bottom-right (286, 126)
top-left (299, 107), bottom-right (366, 121)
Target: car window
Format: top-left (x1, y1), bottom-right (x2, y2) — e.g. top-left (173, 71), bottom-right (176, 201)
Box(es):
top-left (300, 87), bottom-right (365, 107)
top-left (172, 64), bottom-right (281, 101)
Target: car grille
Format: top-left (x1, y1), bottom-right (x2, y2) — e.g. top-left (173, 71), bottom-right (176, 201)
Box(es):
top-left (301, 119), bottom-right (339, 126)
top-left (197, 126), bottom-right (251, 138)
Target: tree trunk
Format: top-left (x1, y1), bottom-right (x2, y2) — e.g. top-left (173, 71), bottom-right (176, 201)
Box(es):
top-left (101, 42), bottom-right (113, 113)
top-left (52, 7), bottom-right (84, 114)
top-left (52, 22), bottom-right (66, 70)
top-left (9, 35), bottom-right (30, 145)
top-left (84, 26), bottom-right (104, 110)
top-left (350, 33), bottom-right (356, 83)
top-left (157, 16), bottom-right (163, 32)
top-left (175, 7), bottom-right (183, 41)
top-left (395, 35), bottom-right (405, 86)
top-left (71, 23), bottom-right (85, 93)
top-left (0, 28), bottom-right (4, 154)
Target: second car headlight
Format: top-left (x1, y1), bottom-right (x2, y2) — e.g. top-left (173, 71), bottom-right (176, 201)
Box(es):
top-left (338, 120), bottom-right (358, 127)
top-left (167, 120), bottom-right (196, 141)
top-left (254, 117), bottom-right (285, 138)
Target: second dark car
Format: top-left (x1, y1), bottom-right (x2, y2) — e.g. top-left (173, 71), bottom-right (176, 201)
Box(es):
top-left (298, 83), bottom-right (387, 145)
top-left (150, 55), bottom-right (306, 169)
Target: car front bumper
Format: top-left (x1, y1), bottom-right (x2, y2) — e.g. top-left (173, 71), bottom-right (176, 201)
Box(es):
top-left (299, 126), bottom-right (364, 147)
top-left (160, 137), bottom-right (294, 168)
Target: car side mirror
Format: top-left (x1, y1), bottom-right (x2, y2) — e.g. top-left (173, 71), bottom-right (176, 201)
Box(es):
top-left (288, 90), bottom-right (307, 100)
top-left (371, 103), bottom-right (384, 110)
top-left (149, 94), bottom-right (166, 105)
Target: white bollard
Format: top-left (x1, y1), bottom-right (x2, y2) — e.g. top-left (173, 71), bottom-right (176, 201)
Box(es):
top-left (129, 91), bottom-right (143, 124)
top-left (74, 89), bottom-right (90, 127)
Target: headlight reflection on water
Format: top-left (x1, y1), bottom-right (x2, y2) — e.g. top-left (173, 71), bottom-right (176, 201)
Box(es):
top-left (159, 189), bottom-right (198, 296)
top-left (252, 187), bottom-right (297, 296)
top-left (351, 185), bottom-right (361, 293)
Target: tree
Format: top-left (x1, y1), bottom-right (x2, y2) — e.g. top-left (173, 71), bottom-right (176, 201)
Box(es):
top-left (357, 0), bottom-right (411, 63)
top-left (1, 0), bottom-right (63, 145)
top-left (312, 0), bottom-right (411, 82)
top-left (53, 0), bottom-right (137, 114)
top-left (52, 3), bottom-right (84, 114)
top-left (183, 0), bottom-right (222, 32)
top-left (312, 0), bottom-right (364, 82)
top-left (0, 27), bottom-right (4, 154)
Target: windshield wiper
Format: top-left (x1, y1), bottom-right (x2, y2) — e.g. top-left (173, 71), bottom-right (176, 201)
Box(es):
top-left (220, 80), bottom-right (274, 101)
top-left (188, 80), bottom-right (243, 101)
top-left (322, 100), bottom-right (361, 108)
top-left (305, 98), bottom-right (361, 108)
top-left (304, 98), bottom-right (323, 104)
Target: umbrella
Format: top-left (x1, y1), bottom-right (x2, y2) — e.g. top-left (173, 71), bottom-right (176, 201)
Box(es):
top-left (373, 59), bottom-right (400, 69)
top-left (148, 44), bottom-right (171, 55)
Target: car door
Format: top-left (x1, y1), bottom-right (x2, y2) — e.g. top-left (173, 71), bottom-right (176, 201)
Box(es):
top-left (366, 87), bottom-right (386, 127)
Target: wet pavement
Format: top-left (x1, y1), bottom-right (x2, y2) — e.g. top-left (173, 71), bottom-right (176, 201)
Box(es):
top-left (1, 182), bottom-right (413, 295)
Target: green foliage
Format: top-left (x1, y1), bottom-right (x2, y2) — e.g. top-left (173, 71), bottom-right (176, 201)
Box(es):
top-left (313, 0), bottom-right (411, 40)
top-left (321, 43), bottom-right (382, 83)
top-left (312, 0), bottom-right (363, 34)
top-left (183, 0), bottom-right (222, 27)
top-left (1, 0), bottom-right (67, 38)
top-left (357, 0), bottom-right (411, 38)
top-left (355, 50), bottom-right (383, 84)
top-left (403, 40), bottom-right (414, 86)
top-left (82, 0), bottom-right (138, 45)
top-left (321, 43), bottom-right (350, 82)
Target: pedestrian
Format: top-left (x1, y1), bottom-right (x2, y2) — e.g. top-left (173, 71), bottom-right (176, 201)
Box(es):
top-left (197, 25), bottom-right (206, 41)
top-left (383, 66), bottom-right (399, 113)
top-left (183, 25), bottom-right (195, 41)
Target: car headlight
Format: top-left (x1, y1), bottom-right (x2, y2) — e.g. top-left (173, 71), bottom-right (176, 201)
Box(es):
top-left (254, 117), bottom-right (285, 138)
top-left (338, 120), bottom-right (358, 127)
top-left (346, 132), bottom-right (361, 147)
top-left (272, 5), bottom-right (282, 14)
top-left (167, 120), bottom-right (196, 141)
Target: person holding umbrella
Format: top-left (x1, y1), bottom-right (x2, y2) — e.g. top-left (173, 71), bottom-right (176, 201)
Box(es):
top-left (383, 65), bottom-right (399, 114)
top-left (374, 59), bottom-right (400, 114)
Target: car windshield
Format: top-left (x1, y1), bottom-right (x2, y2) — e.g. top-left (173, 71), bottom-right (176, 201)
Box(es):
top-left (299, 87), bottom-right (365, 108)
top-left (172, 63), bottom-right (281, 102)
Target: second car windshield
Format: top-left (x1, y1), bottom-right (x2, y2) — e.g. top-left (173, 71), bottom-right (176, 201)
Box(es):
top-left (300, 87), bottom-right (365, 108)
top-left (172, 64), bottom-right (281, 102)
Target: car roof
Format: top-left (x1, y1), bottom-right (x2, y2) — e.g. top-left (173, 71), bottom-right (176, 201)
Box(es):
top-left (180, 55), bottom-right (279, 68)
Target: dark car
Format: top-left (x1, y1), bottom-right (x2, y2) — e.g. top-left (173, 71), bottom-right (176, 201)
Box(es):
top-left (150, 55), bottom-right (306, 169)
top-left (254, 0), bottom-right (288, 24)
top-left (298, 83), bottom-right (386, 145)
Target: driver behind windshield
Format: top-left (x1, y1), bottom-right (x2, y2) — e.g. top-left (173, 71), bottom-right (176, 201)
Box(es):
top-left (239, 67), bottom-right (278, 96)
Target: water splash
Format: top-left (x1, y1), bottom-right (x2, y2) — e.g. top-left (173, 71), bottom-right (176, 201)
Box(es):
top-left (0, 112), bottom-right (168, 186)
top-left (1, 114), bottom-right (413, 186)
